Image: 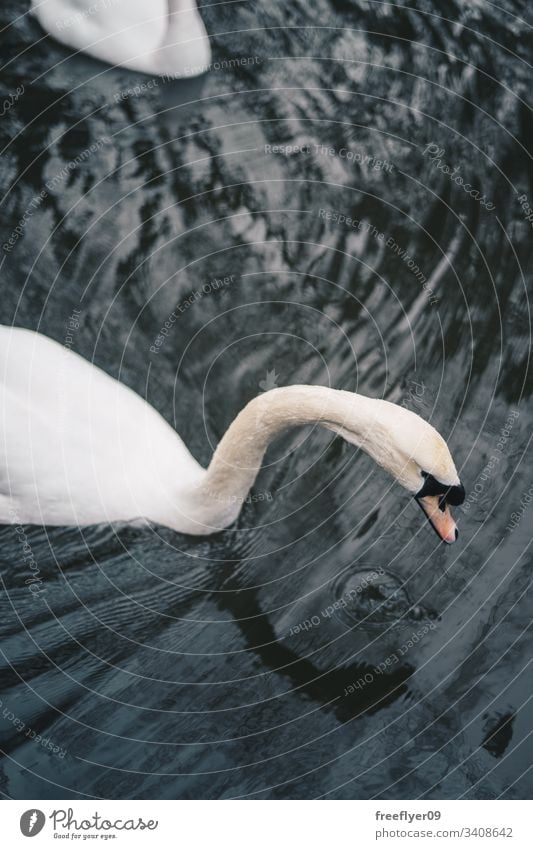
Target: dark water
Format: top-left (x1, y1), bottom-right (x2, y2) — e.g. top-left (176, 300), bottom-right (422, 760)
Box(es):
top-left (0, 0), bottom-right (532, 799)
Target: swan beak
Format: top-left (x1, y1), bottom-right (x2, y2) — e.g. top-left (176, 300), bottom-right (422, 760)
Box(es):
top-left (416, 495), bottom-right (458, 544)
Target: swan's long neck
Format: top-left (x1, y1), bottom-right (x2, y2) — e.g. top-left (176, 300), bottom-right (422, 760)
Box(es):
top-left (189, 386), bottom-right (381, 531)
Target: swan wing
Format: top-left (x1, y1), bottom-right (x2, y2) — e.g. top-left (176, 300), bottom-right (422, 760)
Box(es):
top-left (0, 327), bottom-right (203, 527)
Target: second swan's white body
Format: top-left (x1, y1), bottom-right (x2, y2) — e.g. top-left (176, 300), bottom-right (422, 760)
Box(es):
top-left (31, 0), bottom-right (211, 78)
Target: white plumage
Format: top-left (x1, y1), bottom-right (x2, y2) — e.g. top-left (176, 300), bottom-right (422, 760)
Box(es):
top-left (31, 0), bottom-right (211, 78)
top-left (0, 325), bottom-right (462, 540)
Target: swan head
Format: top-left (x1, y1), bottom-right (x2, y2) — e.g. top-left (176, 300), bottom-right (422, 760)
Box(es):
top-left (375, 402), bottom-right (465, 544)
top-left (333, 396), bottom-right (465, 544)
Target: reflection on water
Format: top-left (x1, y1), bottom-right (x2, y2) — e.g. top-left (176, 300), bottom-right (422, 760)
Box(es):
top-left (0, 0), bottom-right (532, 799)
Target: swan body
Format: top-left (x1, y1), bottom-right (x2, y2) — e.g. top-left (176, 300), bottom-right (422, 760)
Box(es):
top-left (0, 326), bottom-right (464, 540)
top-left (31, 0), bottom-right (211, 78)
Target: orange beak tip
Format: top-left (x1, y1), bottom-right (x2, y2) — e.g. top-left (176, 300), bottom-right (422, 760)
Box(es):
top-left (416, 496), bottom-right (459, 545)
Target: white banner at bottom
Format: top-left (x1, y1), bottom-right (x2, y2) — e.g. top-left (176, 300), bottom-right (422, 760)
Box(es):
top-left (1, 799), bottom-right (530, 848)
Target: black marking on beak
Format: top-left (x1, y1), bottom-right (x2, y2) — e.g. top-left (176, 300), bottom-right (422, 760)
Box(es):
top-left (416, 471), bottom-right (465, 507)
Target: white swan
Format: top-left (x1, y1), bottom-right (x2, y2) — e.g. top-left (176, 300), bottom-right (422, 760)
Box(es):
top-left (31, 0), bottom-right (211, 78)
top-left (0, 325), bottom-right (464, 541)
